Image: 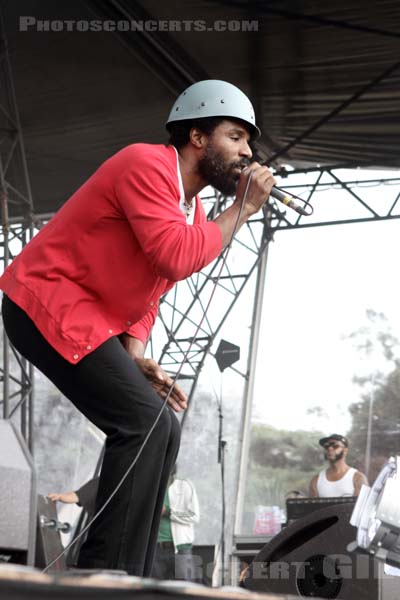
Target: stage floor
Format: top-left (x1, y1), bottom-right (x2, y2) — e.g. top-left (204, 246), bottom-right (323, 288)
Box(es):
top-left (0, 564), bottom-right (310, 600)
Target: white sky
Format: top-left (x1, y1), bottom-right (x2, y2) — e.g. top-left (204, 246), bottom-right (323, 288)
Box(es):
top-left (251, 183), bottom-right (400, 435)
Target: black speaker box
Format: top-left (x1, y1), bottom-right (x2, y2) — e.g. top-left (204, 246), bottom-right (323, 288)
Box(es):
top-left (192, 545), bottom-right (215, 586)
top-left (243, 502), bottom-right (380, 599)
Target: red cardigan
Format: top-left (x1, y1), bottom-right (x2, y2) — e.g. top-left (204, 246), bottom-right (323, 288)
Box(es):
top-left (0, 144), bottom-right (222, 363)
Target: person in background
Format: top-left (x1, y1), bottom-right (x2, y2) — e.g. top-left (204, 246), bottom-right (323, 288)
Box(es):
top-left (49, 466), bottom-right (200, 581)
top-left (309, 434), bottom-right (368, 497)
top-left (152, 464), bottom-right (200, 581)
top-left (48, 478), bottom-right (99, 517)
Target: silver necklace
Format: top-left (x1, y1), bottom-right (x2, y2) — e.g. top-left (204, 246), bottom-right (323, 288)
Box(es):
top-left (183, 198), bottom-right (194, 218)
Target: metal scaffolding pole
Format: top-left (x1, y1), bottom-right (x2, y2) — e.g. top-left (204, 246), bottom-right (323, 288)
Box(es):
top-left (0, 18), bottom-right (36, 451)
top-left (233, 216), bottom-right (271, 536)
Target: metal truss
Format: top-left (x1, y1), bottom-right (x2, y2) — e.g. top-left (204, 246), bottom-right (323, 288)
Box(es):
top-left (148, 194), bottom-right (277, 426)
top-left (2, 168), bottom-right (395, 449)
top-left (270, 168), bottom-right (400, 230)
top-left (0, 25), bottom-right (36, 451)
top-left (1, 0), bottom-right (399, 470)
top-left (150, 168), bottom-right (400, 420)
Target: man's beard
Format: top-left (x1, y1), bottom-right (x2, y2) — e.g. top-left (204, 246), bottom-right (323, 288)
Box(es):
top-left (326, 450), bottom-right (345, 463)
top-left (197, 141), bottom-right (249, 196)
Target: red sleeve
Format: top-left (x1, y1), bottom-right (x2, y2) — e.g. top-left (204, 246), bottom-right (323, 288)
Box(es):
top-left (126, 301), bottom-right (159, 343)
top-left (115, 150), bottom-right (222, 282)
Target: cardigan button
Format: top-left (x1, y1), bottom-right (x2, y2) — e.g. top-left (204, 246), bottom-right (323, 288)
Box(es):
top-left (86, 345), bottom-right (92, 351)
top-left (73, 354), bottom-right (79, 360)
top-left (108, 329), bottom-right (113, 334)
top-left (149, 301), bottom-right (154, 307)
top-left (126, 320), bottom-right (132, 326)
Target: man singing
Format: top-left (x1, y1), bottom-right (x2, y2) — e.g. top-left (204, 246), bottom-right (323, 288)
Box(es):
top-left (1, 80), bottom-right (275, 575)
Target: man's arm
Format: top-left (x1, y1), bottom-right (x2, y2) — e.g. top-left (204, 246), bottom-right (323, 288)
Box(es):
top-left (119, 334), bottom-right (145, 359)
top-left (75, 478), bottom-right (100, 514)
top-left (124, 302), bottom-right (159, 350)
top-left (353, 471), bottom-right (369, 496)
top-left (47, 477), bottom-right (99, 513)
top-left (309, 474), bottom-right (319, 497)
top-left (116, 155), bottom-right (222, 282)
top-left (116, 152), bottom-right (276, 282)
top-left (48, 491), bottom-right (79, 504)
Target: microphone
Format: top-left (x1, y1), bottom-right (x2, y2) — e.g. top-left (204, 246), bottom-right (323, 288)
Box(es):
top-left (239, 165), bottom-right (313, 216)
top-left (270, 187), bottom-right (309, 216)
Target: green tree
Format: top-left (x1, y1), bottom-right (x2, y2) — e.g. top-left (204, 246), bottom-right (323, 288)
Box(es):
top-left (243, 423), bottom-right (325, 531)
top-left (345, 310), bottom-right (400, 481)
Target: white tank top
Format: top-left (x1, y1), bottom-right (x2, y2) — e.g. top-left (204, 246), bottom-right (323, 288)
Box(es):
top-left (317, 467), bottom-right (356, 497)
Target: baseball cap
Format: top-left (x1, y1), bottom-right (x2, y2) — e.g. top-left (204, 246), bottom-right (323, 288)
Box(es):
top-left (319, 434), bottom-right (349, 447)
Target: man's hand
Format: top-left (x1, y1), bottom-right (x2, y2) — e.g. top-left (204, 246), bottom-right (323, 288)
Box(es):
top-left (135, 357), bottom-right (188, 413)
top-left (235, 162), bottom-right (276, 217)
top-left (214, 162), bottom-right (277, 248)
top-left (47, 492), bottom-right (79, 504)
top-left (119, 334), bottom-right (187, 412)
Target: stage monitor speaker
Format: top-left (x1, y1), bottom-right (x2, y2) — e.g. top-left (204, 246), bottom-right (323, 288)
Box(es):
top-left (243, 501), bottom-right (387, 600)
top-left (0, 419), bottom-right (37, 566)
top-left (192, 545), bottom-right (215, 586)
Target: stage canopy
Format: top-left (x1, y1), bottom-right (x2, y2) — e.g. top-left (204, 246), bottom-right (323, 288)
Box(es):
top-left (3, 0), bottom-right (400, 217)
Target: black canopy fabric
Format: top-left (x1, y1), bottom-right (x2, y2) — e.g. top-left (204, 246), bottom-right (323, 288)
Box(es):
top-left (3, 0), bottom-right (400, 217)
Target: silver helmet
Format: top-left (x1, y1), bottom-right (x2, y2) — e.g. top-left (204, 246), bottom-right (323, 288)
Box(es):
top-left (166, 79), bottom-right (261, 138)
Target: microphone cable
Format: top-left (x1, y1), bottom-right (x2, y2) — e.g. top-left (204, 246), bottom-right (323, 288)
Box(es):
top-left (42, 171), bottom-right (255, 574)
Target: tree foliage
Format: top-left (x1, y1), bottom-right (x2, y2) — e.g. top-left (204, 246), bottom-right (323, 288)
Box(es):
top-left (345, 310), bottom-right (400, 481)
top-left (250, 424), bottom-right (324, 472)
top-left (243, 423), bottom-right (325, 531)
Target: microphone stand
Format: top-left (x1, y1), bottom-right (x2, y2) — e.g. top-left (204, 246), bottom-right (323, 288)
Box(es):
top-left (214, 340), bottom-right (240, 586)
top-left (217, 378), bottom-right (227, 585)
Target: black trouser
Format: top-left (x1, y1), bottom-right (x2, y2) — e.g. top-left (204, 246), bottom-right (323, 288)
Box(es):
top-left (2, 295), bottom-right (180, 576)
top-left (152, 543), bottom-right (195, 581)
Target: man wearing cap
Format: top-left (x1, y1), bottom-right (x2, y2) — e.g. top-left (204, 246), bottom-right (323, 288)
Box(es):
top-left (310, 434), bottom-right (368, 497)
top-left (0, 80), bottom-right (276, 576)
